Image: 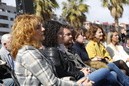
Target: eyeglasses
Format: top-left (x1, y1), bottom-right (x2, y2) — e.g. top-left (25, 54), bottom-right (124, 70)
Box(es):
top-left (63, 33), bottom-right (72, 36)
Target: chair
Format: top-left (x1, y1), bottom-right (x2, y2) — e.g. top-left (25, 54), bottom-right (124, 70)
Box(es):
top-left (0, 60), bottom-right (20, 86)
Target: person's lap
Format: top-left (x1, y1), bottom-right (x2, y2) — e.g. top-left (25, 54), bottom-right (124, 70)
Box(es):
top-left (87, 68), bottom-right (120, 86)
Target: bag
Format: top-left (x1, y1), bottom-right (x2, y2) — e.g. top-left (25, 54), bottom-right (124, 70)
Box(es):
top-left (85, 60), bottom-right (108, 69)
top-left (0, 60), bottom-right (11, 79)
top-left (0, 60), bottom-right (20, 86)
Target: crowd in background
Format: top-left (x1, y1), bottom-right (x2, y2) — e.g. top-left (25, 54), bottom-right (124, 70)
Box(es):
top-left (1, 14), bottom-right (129, 86)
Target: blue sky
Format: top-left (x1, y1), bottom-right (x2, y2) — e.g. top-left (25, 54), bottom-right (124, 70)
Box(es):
top-left (2, 0), bottom-right (129, 24)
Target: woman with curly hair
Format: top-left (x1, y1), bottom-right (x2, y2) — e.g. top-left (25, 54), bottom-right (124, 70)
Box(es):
top-left (11, 14), bottom-right (93, 86)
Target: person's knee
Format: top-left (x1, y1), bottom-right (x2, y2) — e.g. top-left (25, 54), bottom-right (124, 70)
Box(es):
top-left (100, 68), bottom-right (109, 71)
top-left (107, 63), bottom-right (116, 70)
top-left (97, 68), bottom-right (110, 75)
top-left (110, 71), bottom-right (117, 79)
top-left (107, 62), bottom-right (114, 67)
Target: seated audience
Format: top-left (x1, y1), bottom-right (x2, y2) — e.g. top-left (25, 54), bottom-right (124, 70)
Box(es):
top-left (42, 20), bottom-right (121, 86)
top-left (0, 34), bottom-right (15, 86)
top-left (59, 24), bottom-right (129, 86)
top-left (11, 14), bottom-right (93, 86)
top-left (85, 24), bottom-right (129, 76)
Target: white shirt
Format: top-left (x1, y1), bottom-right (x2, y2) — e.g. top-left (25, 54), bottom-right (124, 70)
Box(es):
top-left (106, 43), bottom-right (129, 67)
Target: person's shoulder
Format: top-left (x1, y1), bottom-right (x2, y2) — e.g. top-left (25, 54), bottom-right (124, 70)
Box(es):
top-left (18, 45), bottom-right (40, 58)
top-left (86, 40), bottom-right (96, 46)
top-left (72, 43), bottom-right (78, 49)
top-left (0, 47), bottom-right (9, 55)
top-left (106, 43), bottom-right (112, 47)
top-left (114, 44), bottom-right (124, 50)
top-left (0, 47), bottom-right (6, 52)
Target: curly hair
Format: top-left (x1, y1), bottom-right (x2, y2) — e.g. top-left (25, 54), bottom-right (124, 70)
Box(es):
top-left (11, 14), bottom-right (43, 58)
top-left (87, 24), bottom-right (106, 43)
top-left (43, 20), bottom-right (63, 47)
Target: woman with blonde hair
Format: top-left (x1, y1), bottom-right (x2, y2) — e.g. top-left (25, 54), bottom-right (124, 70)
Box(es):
top-left (106, 30), bottom-right (129, 68)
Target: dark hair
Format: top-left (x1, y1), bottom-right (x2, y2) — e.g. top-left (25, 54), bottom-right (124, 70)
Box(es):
top-left (43, 20), bottom-right (63, 47)
top-left (72, 29), bottom-right (85, 41)
top-left (125, 35), bottom-right (129, 43)
top-left (87, 24), bottom-right (106, 42)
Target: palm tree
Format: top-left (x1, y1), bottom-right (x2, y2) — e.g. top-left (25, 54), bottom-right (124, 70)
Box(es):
top-left (102, 0), bottom-right (129, 31)
top-left (33, 0), bottom-right (59, 21)
top-left (62, 0), bottom-right (89, 28)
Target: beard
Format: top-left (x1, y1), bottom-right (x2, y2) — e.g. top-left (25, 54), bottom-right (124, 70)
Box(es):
top-left (64, 40), bottom-right (73, 48)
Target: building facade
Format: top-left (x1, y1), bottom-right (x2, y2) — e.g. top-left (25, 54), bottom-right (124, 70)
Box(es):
top-left (0, 2), bottom-right (16, 40)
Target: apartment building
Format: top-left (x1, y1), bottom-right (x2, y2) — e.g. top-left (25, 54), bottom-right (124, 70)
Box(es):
top-left (0, 2), bottom-right (16, 41)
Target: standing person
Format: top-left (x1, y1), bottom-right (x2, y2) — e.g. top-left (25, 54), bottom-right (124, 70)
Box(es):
top-left (11, 14), bottom-right (93, 86)
top-left (0, 34), bottom-right (15, 86)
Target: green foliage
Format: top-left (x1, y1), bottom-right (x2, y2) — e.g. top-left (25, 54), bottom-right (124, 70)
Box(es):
top-left (62, 0), bottom-right (88, 28)
top-left (101, 0), bottom-right (129, 31)
top-left (34, 0), bottom-right (59, 21)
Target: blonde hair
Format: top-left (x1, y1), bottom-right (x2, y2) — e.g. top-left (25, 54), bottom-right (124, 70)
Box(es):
top-left (106, 30), bottom-right (118, 44)
top-left (11, 14), bottom-right (43, 59)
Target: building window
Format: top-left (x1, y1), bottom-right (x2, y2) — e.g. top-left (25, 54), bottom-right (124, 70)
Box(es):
top-left (2, 9), bottom-right (5, 11)
top-left (10, 18), bottom-right (14, 21)
top-left (7, 10), bottom-right (11, 13)
top-left (0, 23), bottom-right (9, 28)
top-left (0, 15), bottom-right (8, 20)
top-left (0, 9), bottom-right (3, 11)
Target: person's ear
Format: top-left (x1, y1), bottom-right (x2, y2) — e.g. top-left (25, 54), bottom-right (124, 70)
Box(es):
top-left (3, 43), bottom-right (6, 46)
top-left (3, 43), bottom-right (7, 48)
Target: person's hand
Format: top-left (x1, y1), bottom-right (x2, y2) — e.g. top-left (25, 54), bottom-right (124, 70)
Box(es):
top-left (77, 77), bottom-right (94, 86)
top-left (126, 58), bottom-right (129, 62)
top-left (80, 68), bottom-right (91, 76)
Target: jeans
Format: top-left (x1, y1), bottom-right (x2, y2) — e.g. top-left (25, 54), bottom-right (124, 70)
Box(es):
top-left (87, 68), bottom-right (120, 86)
top-left (108, 63), bottom-right (129, 86)
top-left (2, 78), bottom-right (15, 86)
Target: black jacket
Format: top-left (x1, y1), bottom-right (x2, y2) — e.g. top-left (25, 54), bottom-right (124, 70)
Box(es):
top-left (41, 47), bottom-right (84, 80)
top-left (72, 42), bottom-right (90, 61)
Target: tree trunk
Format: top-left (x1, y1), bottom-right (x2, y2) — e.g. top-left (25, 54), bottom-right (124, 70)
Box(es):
top-left (114, 17), bottom-right (119, 32)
